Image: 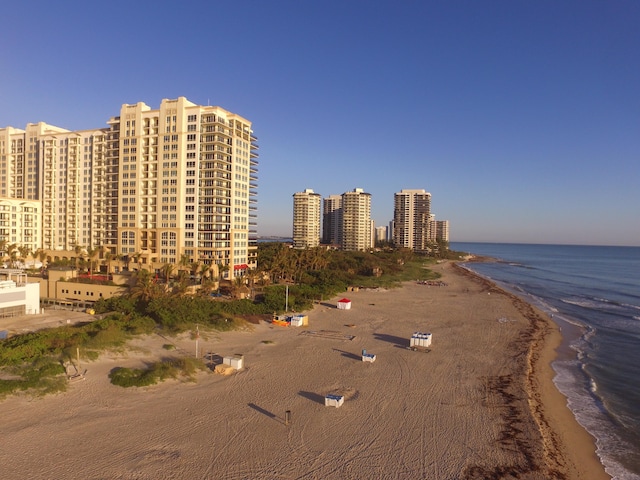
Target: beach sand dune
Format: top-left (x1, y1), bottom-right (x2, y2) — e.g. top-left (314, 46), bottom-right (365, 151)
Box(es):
top-left (0, 262), bottom-right (608, 479)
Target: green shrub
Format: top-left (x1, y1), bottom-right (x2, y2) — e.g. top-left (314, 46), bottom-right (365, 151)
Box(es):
top-left (109, 357), bottom-right (206, 388)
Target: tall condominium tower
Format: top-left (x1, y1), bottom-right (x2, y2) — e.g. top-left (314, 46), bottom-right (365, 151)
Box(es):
top-left (393, 189), bottom-right (432, 253)
top-left (341, 188), bottom-right (372, 251)
top-left (1, 97), bottom-right (259, 278)
top-left (1, 122), bottom-right (108, 250)
top-left (292, 188), bottom-right (321, 249)
top-left (106, 98), bottom-right (258, 275)
top-left (322, 194), bottom-right (342, 246)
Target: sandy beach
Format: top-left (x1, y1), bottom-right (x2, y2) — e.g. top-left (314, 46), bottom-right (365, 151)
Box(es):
top-left (0, 262), bottom-right (609, 479)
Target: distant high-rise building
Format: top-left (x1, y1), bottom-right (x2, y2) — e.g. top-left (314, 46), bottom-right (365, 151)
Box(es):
top-left (375, 226), bottom-right (387, 245)
top-left (292, 189), bottom-right (321, 249)
top-left (322, 194), bottom-right (342, 246)
top-left (341, 188), bottom-right (372, 251)
top-left (1, 97), bottom-right (259, 278)
top-left (393, 189), bottom-right (432, 253)
top-left (434, 220), bottom-right (450, 243)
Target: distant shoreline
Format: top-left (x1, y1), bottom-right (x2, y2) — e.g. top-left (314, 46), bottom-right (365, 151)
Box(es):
top-left (453, 261), bottom-right (609, 479)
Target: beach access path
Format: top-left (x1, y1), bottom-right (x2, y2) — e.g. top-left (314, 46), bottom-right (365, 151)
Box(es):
top-left (0, 262), bottom-right (608, 479)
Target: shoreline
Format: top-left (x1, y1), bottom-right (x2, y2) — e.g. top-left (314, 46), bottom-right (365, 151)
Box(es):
top-left (0, 261), bottom-right (610, 479)
top-left (454, 263), bottom-right (609, 479)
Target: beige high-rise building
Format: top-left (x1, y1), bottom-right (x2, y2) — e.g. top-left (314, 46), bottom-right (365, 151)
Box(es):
top-left (292, 189), bottom-right (321, 249)
top-left (375, 226), bottom-right (387, 245)
top-left (40, 127), bottom-right (108, 251)
top-left (393, 189), bottom-right (432, 253)
top-left (0, 197), bottom-right (41, 256)
top-left (1, 97), bottom-right (259, 278)
top-left (432, 220), bottom-right (450, 243)
top-left (105, 97), bottom-right (258, 275)
top-left (1, 122), bottom-right (101, 251)
top-left (341, 188), bottom-right (372, 251)
top-left (0, 126), bottom-right (26, 199)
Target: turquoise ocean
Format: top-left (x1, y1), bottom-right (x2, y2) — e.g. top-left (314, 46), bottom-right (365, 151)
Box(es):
top-left (452, 243), bottom-right (640, 479)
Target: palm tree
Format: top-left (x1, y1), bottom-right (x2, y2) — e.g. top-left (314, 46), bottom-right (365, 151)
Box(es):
top-left (198, 263), bottom-right (211, 285)
top-left (18, 245), bottom-right (31, 269)
top-left (34, 248), bottom-right (47, 271)
top-left (123, 254), bottom-right (132, 271)
top-left (178, 253), bottom-right (191, 277)
top-left (0, 238), bottom-right (7, 267)
top-left (172, 276), bottom-right (190, 297)
top-left (73, 244), bottom-right (84, 270)
top-left (114, 253), bottom-right (123, 273)
top-left (87, 247), bottom-right (100, 278)
top-left (244, 268), bottom-right (260, 298)
top-left (104, 251), bottom-right (113, 274)
top-left (218, 262), bottom-right (230, 288)
top-left (132, 252), bottom-right (143, 271)
top-left (160, 263), bottom-right (174, 284)
top-left (7, 243), bottom-right (18, 268)
top-left (130, 269), bottom-right (160, 303)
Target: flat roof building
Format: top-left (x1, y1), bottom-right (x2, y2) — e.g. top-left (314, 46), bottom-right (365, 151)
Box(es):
top-left (0, 97), bottom-right (259, 278)
top-left (322, 194), bottom-right (342, 246)
top-left (292, 189), bottom-right (321, 249)
top-left (342, 188), bottom-right (372, 251)
top-left (394, 189), bottom-right (432, 253)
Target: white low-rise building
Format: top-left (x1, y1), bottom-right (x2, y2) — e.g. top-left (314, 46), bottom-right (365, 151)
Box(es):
top-left (0, 272), bottom-right (40, 317)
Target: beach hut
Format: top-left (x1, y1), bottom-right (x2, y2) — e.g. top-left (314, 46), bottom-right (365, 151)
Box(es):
top-left (337, 298), bottom-right (352, 310)
top-left (290, 314), bottom-right (308, 327)
top-left (361, 348), bottom-right (376, 363)
top-left (324, 394), bottom-right (344, 408)
top-left (410, 332), bottom-right (432, 348)
top-left (223, 354), bottom-right (244, 370)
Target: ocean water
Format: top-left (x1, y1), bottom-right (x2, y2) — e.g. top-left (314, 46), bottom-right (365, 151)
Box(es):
top-left (452, 242), bottom-right (640, 480)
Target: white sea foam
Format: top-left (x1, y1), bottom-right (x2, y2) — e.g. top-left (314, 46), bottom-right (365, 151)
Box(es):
top-left (553, 360), bottom-right (640, 479)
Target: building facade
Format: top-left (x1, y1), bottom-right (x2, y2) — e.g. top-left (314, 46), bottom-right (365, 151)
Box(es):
top-left (374, 226), bottom-right (388, 245)
top-left (341, 188), bottom-right (372, 251)
top-left (292, 189), bottom-right (321, 249)
top-left (393, 189), bottom-right (432, 253)
top-left (0, 198), bottom-right (41, 258)
top-left (0, 272), bottom-right (41, 317)
top-left (322, 194), bottom-right (342, 246)
top-left (0, 97), bottom-right (259, 278)
top-left (432, 220), bottom-right (450, 243)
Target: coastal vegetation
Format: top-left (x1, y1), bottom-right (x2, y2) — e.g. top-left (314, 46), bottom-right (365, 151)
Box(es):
top-left (0, 244), bottom-right (458, 394)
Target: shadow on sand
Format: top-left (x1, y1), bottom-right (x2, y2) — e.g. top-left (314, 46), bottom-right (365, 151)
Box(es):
top-left (247, 403), bottom-right (285, 424)
top-left (318, 302), bottom-right (336, 308)
top-left (332, 348), bottom-right (361, 361)
top-left (298, 390), bottom-right (325, 405)
top-left (373, 333), bottom-right (408, 348)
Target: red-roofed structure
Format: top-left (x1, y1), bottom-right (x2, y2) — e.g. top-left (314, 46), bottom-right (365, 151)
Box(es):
top-left (337, 298), bottom-right (352, 310)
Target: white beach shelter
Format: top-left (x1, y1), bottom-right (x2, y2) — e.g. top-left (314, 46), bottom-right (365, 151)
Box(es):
top-left (337, 298), bottom-right (352, 310)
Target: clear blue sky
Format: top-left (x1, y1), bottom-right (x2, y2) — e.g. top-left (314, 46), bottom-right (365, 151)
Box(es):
top-left (2, 1), bottom-right (639, 246)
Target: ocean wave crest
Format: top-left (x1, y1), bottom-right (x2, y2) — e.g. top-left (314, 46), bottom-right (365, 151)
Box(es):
top-left (553, 360), bottom-right (639, 479)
